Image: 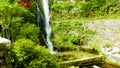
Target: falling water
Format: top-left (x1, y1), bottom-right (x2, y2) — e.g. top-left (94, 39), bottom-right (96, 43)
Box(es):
top-left (41, 0), bottom-right (56, 54)
top-left (70, 0), bottom-right (74, 3)
top-left (35, 2), bottom-right (40, 27)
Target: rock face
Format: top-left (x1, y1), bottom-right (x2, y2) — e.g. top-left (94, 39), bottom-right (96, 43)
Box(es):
top-left (102, 47), bottom-right (120, 66)
top-left (0, 37), bottom-right (12, 68)
top-left (88, 20), bottom-right (120, 67)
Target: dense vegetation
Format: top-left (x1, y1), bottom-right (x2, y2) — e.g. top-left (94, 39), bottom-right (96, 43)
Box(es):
top-left (0, 0), bottom-right (60, 67)
top-left (0, 0), bottom-right (120, 68)
top-left (0, 0), bottom-right (39, 43)
top-left (10, 38), bottom-right (60, 68)
top-left (51, 0), bottom-right (120, 48)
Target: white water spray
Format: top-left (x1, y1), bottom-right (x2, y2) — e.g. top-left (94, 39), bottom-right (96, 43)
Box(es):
top-left (42, 0), bottom-right (56, 54)
top-left (70, 0), bottom-right (74, 3)
top-left (92, 65), bottom-right (100, 68)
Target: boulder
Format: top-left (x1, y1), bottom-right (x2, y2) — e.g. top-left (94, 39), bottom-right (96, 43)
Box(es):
top-left (0, 37), bottom-right (11, 46)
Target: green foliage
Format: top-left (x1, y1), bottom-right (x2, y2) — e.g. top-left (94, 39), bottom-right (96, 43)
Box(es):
top-left (51, 20), bottom-right (95, 47)
top-left (51, 2), bottom-right (73, 13)
top-left (29, 3), bottom-right (37, 15)
top-left (10, 38), bottom-right (60, 68)
top-left (51, 0), bottom-right (120, 19)
top-left (51, 0), bottom-right (120, 48)
top-left (79, 2), bottom-right (100, 17)
top-left (90, 43), bottom-right (101, 53)
top-left (79, 0), bottom-right (119, 17)
top-left (0, 0), bottom-right (27, 38)
top-left (0, 0), bottom-right (39, 43)
top-left (18, 23), bottom-right (40, 43)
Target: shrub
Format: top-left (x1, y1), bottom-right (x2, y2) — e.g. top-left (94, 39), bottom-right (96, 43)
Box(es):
top-left (10, 38), bottom-right (60, 68)
top-left (0, 0), bottom-right (27, 39)
top-left (18, 23), bottom-right (40, 43)
top-left (0, 0), bottom-right (38, 43)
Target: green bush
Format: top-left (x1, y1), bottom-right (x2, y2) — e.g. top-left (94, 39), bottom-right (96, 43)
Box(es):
top-left (0, 0), bottom-right (27, 39)
top-left (0, 0), bottom-right (40, 43)
top-left (17, 23), bottom-right (40, 43)
top-left (10, 38), bottom-right (60, 68)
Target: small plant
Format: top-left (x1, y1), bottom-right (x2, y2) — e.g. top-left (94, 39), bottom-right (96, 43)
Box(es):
top-left (90, 43), bottom-right (101, 53)
top-left (19, 23), bottom-right (40, 43)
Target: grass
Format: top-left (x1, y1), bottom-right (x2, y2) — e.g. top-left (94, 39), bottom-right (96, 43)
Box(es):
top-left (51, 0), bottom-right (120, 58)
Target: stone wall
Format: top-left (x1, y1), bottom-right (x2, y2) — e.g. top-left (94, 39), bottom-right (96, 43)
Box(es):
top-left (0, 37), bottom-right (12, 68)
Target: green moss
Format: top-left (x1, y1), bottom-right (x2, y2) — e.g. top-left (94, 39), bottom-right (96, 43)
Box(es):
top-left (58, 50), bottom-right (98, 61)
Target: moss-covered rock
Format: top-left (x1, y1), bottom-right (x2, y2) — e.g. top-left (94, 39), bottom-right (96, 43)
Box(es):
top-left (0, 37), bottom-right (12, 68)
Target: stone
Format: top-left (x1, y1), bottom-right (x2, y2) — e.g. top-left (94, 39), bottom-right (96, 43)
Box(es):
top-left (0, 37), bottom-right (12, 67)
top-left (0, 37), bottom-right (11, 47)
top-left (0, 59), bottom-right (5, 64)
top-left (0, 50), bottom-right (5, 57)
top-left (5, 55), bottom-right (12, 64)
top-left (0, 44), bottom-right (6, 49)
top-left (6, 64), bottom-right (12, 68)
top-left (0, 65), bottom-right (6, 68)
top-left (102, 47), bottom-right (120, 67)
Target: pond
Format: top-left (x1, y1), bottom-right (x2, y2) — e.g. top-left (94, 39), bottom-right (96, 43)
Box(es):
top-left (80, 63), bottom-right (120, 68)
top-left (99, 63), bottom-right (120, 68)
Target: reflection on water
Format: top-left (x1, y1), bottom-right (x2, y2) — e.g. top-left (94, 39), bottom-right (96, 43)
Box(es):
top-left (81, 63), bottom-right (120, 68)
top-left (98, 64), bottom-right (120, 68)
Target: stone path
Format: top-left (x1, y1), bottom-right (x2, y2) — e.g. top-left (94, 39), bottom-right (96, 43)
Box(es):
top-left (87, 20), bottom-right (120, 66)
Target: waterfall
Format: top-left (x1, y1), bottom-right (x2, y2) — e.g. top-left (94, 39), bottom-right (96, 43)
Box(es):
top-left (36, 0), bottom-right (56, 54)
top-left (42, 0), bottom-right (56, 54)
top-left (36, 2), bottom-right (40, 27)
